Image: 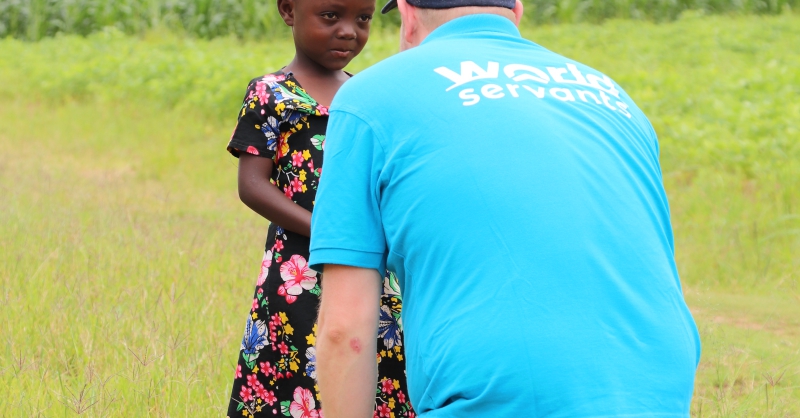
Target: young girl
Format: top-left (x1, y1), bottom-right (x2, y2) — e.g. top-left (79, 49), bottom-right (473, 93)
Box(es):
top-left (225, 1), bottom-right (414, 417)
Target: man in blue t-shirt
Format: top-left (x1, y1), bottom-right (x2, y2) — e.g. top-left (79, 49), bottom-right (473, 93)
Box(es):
top-left (309, 1), bottom-right (701, 417)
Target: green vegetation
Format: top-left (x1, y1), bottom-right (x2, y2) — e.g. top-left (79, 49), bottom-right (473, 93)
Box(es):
top-left (0, 0), bottom-right (797, 40)
top-left (1, 14), bottom-right (798, 417)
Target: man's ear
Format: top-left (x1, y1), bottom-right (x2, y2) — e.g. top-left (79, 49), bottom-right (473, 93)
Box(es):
top-left (277, 0), bottom-right (295, 26)
top-left (397, 0), bottom-right (417, 49)
top-left (512, 0), bottom-right (524, 26)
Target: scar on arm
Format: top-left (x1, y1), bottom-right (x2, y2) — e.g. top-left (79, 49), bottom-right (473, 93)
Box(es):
top-left (349, 338), bottom-right (362, 354)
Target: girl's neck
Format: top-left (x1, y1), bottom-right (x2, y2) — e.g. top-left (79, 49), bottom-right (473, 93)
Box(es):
top-left (283, 52), bottom-right (350, 108)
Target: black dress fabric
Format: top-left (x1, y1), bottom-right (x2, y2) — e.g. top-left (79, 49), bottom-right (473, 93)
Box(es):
top-left (225, 72), bottom-right (415, 418)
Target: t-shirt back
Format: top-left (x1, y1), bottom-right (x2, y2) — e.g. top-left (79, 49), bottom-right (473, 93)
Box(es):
top-left (310, 14), bottom-right (700, 418)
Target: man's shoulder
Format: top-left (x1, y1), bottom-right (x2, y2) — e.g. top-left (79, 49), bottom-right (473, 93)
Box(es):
top-left (334, 48), bottom-right (432, 111)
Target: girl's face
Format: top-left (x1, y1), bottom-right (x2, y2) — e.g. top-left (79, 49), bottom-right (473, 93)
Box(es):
top-left (280, 0), bottom-right (376, 71)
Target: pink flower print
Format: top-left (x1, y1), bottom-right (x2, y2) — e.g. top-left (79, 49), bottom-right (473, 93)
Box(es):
top-left (246, 146), bottom-right (260, 156)
top-left (376, 404), bottom-right (391, 418)
top-left (246, 373), bottom-right (262, 389)
top-left (273, 240), bottom-right (284, 253)
top-left (317, 105), bottom-right (329, 116)
top-left (251, 298), bottom-right (259, 311)
top-left (307, 159), bottom-right (314, 172)
top-left (262, 74), bottom-right (282, 84)
top-left (291, 177), bottom-right (304, 193)
top-left (290, 387), bottom-right (320, 418)
top-left (235, 364), bottom-right (242, 379)
top-left (255, 386), bottom-right (269, 401)
top-left (380, 379), bottom-right (394, 394)
top-left (398, 390), bottom-right (406, 404)
top-left (284, 185), bottom-right (294, 199)
top-left (260, 361), bottom-right (276, 377)
top-left (240, 386), bottom-right (254, 402)
top-left (291, 151), bottom-right (305, 167)
top-left (278, 341), bottom-right (289, 355)
top-left (263, 389), bottom-right (277, 405)
top-left (257, 250), bottom-right (273, 286)
top-left (255, 81), bottom-right (270, 106)
top-left (277, 255), bottom-right (318, 304)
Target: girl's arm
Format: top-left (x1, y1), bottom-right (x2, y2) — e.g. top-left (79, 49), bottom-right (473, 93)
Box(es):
top-left (238, 153), bottom-right (312, 237)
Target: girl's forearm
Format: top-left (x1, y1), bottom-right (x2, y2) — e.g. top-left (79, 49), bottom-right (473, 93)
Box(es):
top-left (238, 154), bottom-right (312, 237)
top-left (241, 185), bottom-right (312, 237)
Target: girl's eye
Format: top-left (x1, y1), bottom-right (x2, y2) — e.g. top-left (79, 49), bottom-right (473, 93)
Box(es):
top-left (321, 12), bottom-right (337, 19)
top-left (357, 14), bottom-right (373, 22)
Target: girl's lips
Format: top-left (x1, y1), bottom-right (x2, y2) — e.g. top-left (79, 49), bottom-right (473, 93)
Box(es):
top-left (331, 50), bottom-right (353, 59)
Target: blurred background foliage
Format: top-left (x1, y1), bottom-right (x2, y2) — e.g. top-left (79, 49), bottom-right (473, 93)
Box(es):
top-left (0, 0), bottom-right (797, 40)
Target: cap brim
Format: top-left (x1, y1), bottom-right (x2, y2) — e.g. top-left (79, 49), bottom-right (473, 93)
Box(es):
top-left (381, 0), bottom-right (398, 14)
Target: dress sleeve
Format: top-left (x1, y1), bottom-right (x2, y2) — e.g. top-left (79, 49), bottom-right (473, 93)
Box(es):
top-left (308, 109), bottom-right (388, 273)
top-left (226, 77), bottom-right (281, 159)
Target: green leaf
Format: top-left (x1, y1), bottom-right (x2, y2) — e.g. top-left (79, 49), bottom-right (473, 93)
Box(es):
top-left (310, 135), bottom-right (325, 151)
top-left (280, 400), bottom-right (292, 416)
top-left (237, 402), bottom-right (245, 411)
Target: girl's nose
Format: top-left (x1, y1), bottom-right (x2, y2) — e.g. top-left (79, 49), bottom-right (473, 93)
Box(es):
top-left (336, 24), bottom-right (357, 40)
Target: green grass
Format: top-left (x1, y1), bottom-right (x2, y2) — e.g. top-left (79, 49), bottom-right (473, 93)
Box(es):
top-left (1, 14), bottom-right (799, 417)
top-left (0, 0), bottom-right (797, 40)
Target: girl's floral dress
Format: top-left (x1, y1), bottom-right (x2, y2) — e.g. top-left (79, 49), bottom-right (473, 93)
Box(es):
top-left (226, 72), bottom-right (415, 418)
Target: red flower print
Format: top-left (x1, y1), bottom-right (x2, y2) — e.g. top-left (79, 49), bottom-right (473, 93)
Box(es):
top-left (246, 373), bottom-right (261, 389)
top-left (255, 386), bottom-right (269, 401)
top-left (278, 342), bottom-right (289, 355)
top-left (291, 151), bottom-right (305, 167)
top-left (235, 364), bottom-right (242, 379)
top-left (291, 177), bottom-right (304, 193)
top-left (398, 390), bottom-right (406, 404)
top-left (273, 240), bottom-right (284, 253)
top-left (308, 159), bottom-right (314, 172)
top-left (284, 186), bottom-right (294, 199)
top-left (263, 389), bottom-right (277, 405)
top-left (381, 379), bottom-right (394, 394)
top-left (277, 255), bottom-right (318, 304)
top-left (289, 387), bottom-right (319, 418)
top-left (251, 298), bottom-right (259, 311)
top-left (257, 250), bottom-right (272, 286)
top-left (255, 81), bottom-right (269, 106)
top-left (260, 361), bottom-right (275, 377)
top-left (376, 404), bottom-right (391, 418)
top-left (240, 386), bottom-right (254, 402)
top-left (246, 145), bottom-right (260, 156)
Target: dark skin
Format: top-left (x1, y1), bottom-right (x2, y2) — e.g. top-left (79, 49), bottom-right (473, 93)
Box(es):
top-left (238, 0), bottom-right (375, 237)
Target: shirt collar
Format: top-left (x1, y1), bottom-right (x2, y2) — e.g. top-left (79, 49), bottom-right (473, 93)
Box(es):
top-left (421, 14), bottom-right (521, 45)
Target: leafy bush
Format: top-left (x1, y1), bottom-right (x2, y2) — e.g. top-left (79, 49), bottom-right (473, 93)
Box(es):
top-left (0, 0), bottom-right (796, 40)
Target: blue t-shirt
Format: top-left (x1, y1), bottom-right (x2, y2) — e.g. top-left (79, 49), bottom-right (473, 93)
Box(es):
top-left (310, 14), bottom-right (700, 418)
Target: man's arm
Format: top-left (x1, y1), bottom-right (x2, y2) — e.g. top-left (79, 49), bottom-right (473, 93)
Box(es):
top-left (316, 264), bottom-right (382, 418)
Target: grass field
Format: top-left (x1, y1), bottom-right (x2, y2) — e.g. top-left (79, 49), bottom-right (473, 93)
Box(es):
top-left (1, 14), bottom-right (799, 417)
top-left (1, 0), bottom-right (796, 40)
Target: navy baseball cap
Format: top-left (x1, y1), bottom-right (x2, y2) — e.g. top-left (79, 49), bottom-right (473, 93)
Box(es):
top-left (381, 0), bottom-right (516, 14)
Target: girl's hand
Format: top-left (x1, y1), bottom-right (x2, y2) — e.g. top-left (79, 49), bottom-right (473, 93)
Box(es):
top-left (238, 153), bottom-right (312, 237)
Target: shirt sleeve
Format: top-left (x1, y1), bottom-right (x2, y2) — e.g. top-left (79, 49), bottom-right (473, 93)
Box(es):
top-left (309, 109), bottom-right (387, 273)
top-left (226, 77), bottom-right (280, 159)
